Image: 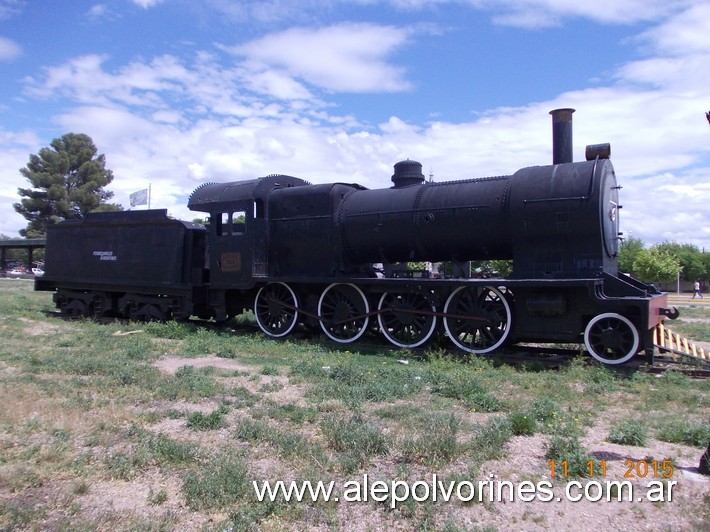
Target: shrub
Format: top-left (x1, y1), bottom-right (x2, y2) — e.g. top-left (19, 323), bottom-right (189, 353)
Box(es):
top-left (545, 434), bottom-right (597, 478)
top-left (529, 397), bottom-right (561, 423)
top-left (508, 412), bottom-right (537, 436)
top-left (608, 419), bottom-right (648, 446)
top-left (656, 419), bottom-right (710, 448)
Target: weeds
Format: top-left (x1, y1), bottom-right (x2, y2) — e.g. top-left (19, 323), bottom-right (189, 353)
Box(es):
top-left (656, 419), bottom-right (710, 448)
top-left (608, 419), bottom-right (648, 446)
top-left (183, 450), bottom-right (248, 510)
top-left (508, 411), bottom-right (537, 436)
top-left (157, 365), bottom-right (222, 400)
top-left (545, 418), bottom-right (597, 478)
top-left (320, 414), bottom-right (388, 471)
top-left (292, 360), bottom-right (425, 407)
top-left (186, 407), bottom-right (228, 430)
top-left (401, 412), bottom-right (461, 466)
top-left (469, 417), bottom-right (513, 462)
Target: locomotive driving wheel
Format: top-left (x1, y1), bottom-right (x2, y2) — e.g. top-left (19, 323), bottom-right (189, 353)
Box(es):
top-left (377, 292), bottom-right (437, 348)
top-left (584, 313), bottom-right (639, 365)
top-left (254, 282), bottom-right (300, 338)
top-left (443, 285), bottom-right (511, 354)
top-left (318, 283), bottom-right (370, 343)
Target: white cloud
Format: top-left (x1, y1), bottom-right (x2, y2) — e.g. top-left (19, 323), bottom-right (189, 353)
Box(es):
top-left (229, 23), bottom-right (412, 93)
top-left (240, 68), bottom-right (313, 100)
top-left (499, 0), bottom-right (677, 27)
top-left (195, 0), bottom-right (689, 28)
top-left (86, 4), bottom-right (108, 19)
top-left (0, 0), bottom-right (22, 20)
top-left (0, 35), bottom-right (20, 61)
top-left (132, 0), bottom-right (166, 8)
top-left (0, 128), bottom-right (43, 237)
top-left (635, 2), bottom-right (710, 55)
top-left (3, 1), bottom-right (709, 250)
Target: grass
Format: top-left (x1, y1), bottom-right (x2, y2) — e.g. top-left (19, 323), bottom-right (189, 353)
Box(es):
top-left (320, 414), bottom-right (389, 471)
top-left (1, 280), bottom-right (709, 530)
top-left (608, 419), bottom-right (649, 446)
top-left (186, 407), bottom-right (228, 430)
top-left (400, 412), bottom-right (462, 466)
top-left (183, 450), bottom-right (249, 510)
top-left (656, 418), bottom-right (710, 448)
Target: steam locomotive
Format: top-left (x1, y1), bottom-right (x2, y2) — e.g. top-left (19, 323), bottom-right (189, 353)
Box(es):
top-left (35, 109), bottom-right (677, 365)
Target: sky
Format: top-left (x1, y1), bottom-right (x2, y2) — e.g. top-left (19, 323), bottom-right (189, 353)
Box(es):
top-left (0, 0), bottom-right (708, 250)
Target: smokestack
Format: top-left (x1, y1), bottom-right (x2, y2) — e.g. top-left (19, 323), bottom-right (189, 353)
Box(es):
top-left (549, 108), bottom-right (575, 164)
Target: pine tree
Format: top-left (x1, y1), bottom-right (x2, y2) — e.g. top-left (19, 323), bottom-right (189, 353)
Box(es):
top-left (14, 133), bottom-right (121, 237)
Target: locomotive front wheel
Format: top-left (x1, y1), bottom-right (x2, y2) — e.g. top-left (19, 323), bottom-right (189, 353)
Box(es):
top-left (377, 292), bottom-right (437, 348)
top-left (255, 282), bottom-right (300, 338)
top-left (443, 286), bottom-right (511, 354)
top-left (584, 313), bottom-right (640, 365)
top-left (318, 283), bottom-right (370, 344)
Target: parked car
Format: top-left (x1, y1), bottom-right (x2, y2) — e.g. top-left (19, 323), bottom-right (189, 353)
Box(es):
top-left (7, 269), bottom-right (24, 276)
top-left (31, 268), bottom-right (44, 276)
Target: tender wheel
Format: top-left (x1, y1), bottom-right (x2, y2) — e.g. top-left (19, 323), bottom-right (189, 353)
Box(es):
top-left (377, 292), bottom-right (437, 348)
top-left (318, 283), bottom-right (370, 344)
top-left (63, 298), bottom-right (88, 318)
top-left (584, 313), bottom-right (639, 365)
top-left (443, 285), bottom-right (511, 354)
top-left (133, 303), bottom-right (165, 322)
top-left (255, 282), bottom-right (299, 338)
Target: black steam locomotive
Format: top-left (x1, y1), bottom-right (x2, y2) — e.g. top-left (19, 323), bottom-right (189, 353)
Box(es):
top-left (36, 109), bottom-right (676, 365)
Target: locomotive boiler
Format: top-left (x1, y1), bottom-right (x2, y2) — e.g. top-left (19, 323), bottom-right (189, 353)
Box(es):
top-left (37, 109), bottom-right (676, 365)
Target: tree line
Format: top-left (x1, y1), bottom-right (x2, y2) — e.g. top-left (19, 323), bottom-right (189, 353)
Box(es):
top-left (618, 237), bottom-right (708, 284)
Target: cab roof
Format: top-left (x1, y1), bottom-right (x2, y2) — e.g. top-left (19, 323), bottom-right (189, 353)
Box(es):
top-left (188, 175), bottom-right (310, 213)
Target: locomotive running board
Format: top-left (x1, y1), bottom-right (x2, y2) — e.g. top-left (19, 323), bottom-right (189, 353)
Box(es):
top-left (653, 323), bottom-right (710, 366)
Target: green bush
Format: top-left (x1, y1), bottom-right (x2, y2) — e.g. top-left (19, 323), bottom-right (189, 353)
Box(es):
top-left (545, 435), bottom-right (597, 478)
top-left (508, 412), bottom-right (537, 436)
top-left (656, 419), bottom-right (710, 448)
top-left (608, 419), bottom-right (648, 446)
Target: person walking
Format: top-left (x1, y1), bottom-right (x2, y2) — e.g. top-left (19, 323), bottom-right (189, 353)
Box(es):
top-left (692, 279), bottom-right (704, 299)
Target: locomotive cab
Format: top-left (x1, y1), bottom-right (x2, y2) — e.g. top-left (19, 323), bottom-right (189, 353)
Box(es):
top-left (187, 175), bottom-right (310, 288)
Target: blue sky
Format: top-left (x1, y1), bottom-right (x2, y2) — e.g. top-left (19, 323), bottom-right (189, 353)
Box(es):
top-left (1, 0), bottom-right (709, 250)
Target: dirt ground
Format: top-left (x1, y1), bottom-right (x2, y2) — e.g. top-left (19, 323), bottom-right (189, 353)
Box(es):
top-left (139, 357), bottom-right (709, 531)
top-left (1, 293), bottom-right (708, 531)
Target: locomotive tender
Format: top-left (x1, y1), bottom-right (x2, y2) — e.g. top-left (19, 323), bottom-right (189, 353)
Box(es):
top-left (36, 109), bottom-right (676, 365)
